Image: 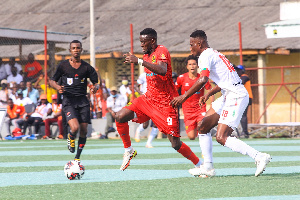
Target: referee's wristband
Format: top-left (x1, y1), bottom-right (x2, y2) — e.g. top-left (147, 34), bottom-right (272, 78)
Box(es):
top-left (138, 58), bottom-right (144, 66)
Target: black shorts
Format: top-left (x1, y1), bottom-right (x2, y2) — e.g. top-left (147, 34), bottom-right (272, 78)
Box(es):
top-left (62, 95), bottom-right (91, 124)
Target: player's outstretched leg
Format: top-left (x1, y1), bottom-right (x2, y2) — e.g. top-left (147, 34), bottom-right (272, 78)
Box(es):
top-left (169, 135), bottom-right (202, 169)
top-left (222, 135), bottom-right (271, 176)
top-left (116, 121), bottom-right (137, 171)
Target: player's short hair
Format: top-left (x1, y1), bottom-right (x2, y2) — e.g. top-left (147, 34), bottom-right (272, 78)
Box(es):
top-left (140, 28), bottom-right (157, 39)
top-left (190, 30), bottom-right (207, 41)
top-left (70, 40), bottom-right (82, 48)
top-left (185, 55), bottom-right (198, 65)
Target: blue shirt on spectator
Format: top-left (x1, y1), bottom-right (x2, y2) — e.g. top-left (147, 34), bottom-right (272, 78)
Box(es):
top-left (23, 88), bottom-right (39, 104)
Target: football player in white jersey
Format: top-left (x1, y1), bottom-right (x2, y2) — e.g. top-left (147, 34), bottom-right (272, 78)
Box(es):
top-left (171, 30), bottom-right (271, 177)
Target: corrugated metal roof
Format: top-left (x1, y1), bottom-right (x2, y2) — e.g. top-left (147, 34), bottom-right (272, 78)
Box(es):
top-left (0, 0), bottom-right (298, 56)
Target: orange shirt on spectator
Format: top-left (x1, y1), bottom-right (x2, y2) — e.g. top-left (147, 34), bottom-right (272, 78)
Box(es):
top-left (24, 61), bottom-right (43, 77)
top-left (7, 104), bottom-right (25, 119)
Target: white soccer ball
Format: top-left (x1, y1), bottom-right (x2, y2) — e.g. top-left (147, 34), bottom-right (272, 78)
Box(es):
top-left (64, 160), bottom-right (85, 180)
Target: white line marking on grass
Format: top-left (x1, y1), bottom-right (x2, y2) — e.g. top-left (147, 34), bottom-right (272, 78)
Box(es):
top-left (204, 195), bottom-right (300, 200)
top-left (0, 145), bottom-right (299, 156)
top-left (0, 166), bottom-right (299, 187)
top-left (0, 156), bottom-right (299, 167)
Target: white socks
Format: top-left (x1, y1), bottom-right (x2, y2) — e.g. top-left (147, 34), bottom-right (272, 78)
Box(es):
top-left (137, 124), bottom-right (145, 132)
top-left (224, 136), bottom-right (259, 159)
top-left (125, 146), bottom-right (133, 152)
top-left (198, 133), bottom-right (214, 169)
top-left (146, 127), bottom-right (159, 146)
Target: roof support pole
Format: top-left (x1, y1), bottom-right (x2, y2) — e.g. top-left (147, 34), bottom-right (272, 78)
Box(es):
top-left (90, 0), bottom-right (95, 68)
top-left (130, 24), bottom-right (135, 101)
top-left (44, 25), bottom-right (48, 95)
top-left (238, 22), bottom-right (243, 65)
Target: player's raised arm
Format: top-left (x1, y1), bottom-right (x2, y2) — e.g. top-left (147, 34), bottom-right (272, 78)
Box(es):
top-left (124, 52), bottom-right (167, 76)
top-left (170, 75), bottom-right (209, 108)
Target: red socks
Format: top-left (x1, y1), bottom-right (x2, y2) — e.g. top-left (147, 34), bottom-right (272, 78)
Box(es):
top-left (177, 142), bottom-right (200, 165)
top-left (116, 121), bottom-right (131, 148)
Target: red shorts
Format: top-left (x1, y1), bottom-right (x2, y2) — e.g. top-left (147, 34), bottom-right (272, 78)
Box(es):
top-left (125, 95), bottom-right (180, 137)
top-left (184, 111), bottom-right (206, 133)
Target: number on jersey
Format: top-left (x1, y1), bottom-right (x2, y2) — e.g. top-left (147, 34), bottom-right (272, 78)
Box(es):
top-left (222, 110), bottom-right (228, 118)
top-left (167, 117), bottom-right (172, 125)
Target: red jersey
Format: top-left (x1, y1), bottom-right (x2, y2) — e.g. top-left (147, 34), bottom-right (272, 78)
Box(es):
top-left (143, 45), bottom-right (178, 107)
top-left (175, 73), bottom-right (211, 115)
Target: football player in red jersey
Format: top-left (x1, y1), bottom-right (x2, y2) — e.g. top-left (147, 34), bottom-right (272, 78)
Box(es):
top-left (116, 28), bottom-right (202, 171)
top-left (175, 55), bottom-right (213, 140)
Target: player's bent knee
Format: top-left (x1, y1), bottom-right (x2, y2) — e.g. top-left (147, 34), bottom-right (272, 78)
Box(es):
top-left (216, 135), bottom-right (226, 146)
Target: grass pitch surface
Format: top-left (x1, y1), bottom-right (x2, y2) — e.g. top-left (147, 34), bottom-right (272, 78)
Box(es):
top-left (0, 138), bottom-right (299, 200)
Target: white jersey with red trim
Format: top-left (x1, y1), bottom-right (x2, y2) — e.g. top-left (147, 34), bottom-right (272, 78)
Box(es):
top-left (198, 48), bottom-right (248, 98)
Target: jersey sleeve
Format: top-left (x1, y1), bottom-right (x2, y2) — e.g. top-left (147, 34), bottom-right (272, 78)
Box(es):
top-left (51, 63), bottom-right (63, 82)
top-left (198, 54), bottom-right (211, 78)
top-left (175, 75), bottom-right (183, 90)
top-left (88, 65), bottom-right (99, 84)
top-left (156, 47), bottom-right (169, 64)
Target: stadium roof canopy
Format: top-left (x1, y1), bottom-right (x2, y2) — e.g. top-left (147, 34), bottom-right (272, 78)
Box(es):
top-left (0, 0), bottom-right (299, 57)
top-left (0, 27), bottom-right (82, 58)
top-left (0, 27), bottom-right (82, 45)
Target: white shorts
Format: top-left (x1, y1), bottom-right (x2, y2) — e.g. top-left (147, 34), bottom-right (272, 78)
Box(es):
top-left (212, 93), bottom-right (249, 128)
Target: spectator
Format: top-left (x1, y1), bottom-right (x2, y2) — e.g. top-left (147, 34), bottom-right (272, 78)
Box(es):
top-left (119, 75), bottom-right (131, 102)
top-left (101, 86), bottom-right (127, 139)
top-left (9, 83), bottom-right (19, 103)
top-left (34, 75), bottom-right (57, 103)
top-left (5, 57), bottom-right (22, 76)
top-left (14, 89), bottom-right (33, 107)
top-left (43, 94), bottom-right (64, 139)
top-left (20, 94), bottom-right (51, 137)
top-left (235, 65), bottom-right (253, 138)
top-left (101, 79), bottom-right (110, 118)
top-left (0, 58), bottom-right (7, 81)
top-left (7, 66), bottom-right (23, 84)
top-left (23, 81), bottom-right (39, 104)
top-left (23, 53), bottom-right (43, 83)
top-left (19, 81), bottom-right (26, 91)
top-left (3, 98), bottom-right (25, 139)
top-left (0, 80), bottom-right (11, 106)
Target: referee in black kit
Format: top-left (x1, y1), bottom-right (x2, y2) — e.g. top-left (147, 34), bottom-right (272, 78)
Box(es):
top-left (50, 40), bottom-right (100, 163)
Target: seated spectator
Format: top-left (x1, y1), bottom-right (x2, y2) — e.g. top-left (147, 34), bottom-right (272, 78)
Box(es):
top-left (23, 53), bottom-right (43, 83)
top-left (3, 98), bottom-right (25, 139)
top-left (9, 83), bottom-right (19, 103)
top-left (23, 81), bottom-right (39, 104)
top-left (14, 89), bottom-right (33, 106)
top-left (43, 94), bottom-right (64, 139)
top-left (19, 81), bottom-right (26, 91)
top-left (0, 80), bottom-right (11, 106)
top-left (5, 57), bottom-right (22, 76)
top-left (34, 75), bottom-right (57, 103)
top-left (7, 66), bottom-right (23, 84)
top-left (101, 86), bottom-right (127, 139)
top-left (20, 94), bottom-right (51, 137)
top-left (0, 58), bottom-right (7, 82)
top-left (119, 75), bottom-right (131, 103)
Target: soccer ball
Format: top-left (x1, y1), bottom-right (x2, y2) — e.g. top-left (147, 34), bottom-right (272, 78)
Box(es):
top-left (64, 160), bottom-right (85, 180)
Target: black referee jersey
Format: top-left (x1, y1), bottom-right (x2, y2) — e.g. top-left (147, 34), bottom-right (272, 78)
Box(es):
top-left (51, 60), bottom-right (98, 97)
